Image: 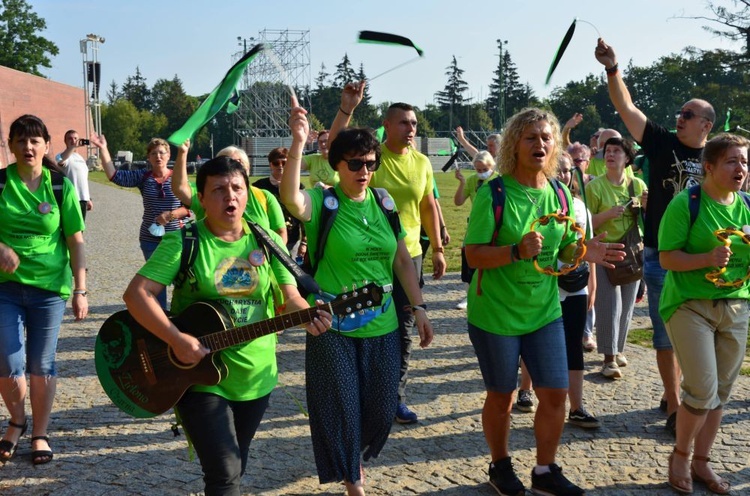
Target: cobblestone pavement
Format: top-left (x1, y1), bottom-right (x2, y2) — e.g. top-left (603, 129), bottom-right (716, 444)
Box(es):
top-left (1, 181), bottom-right (748, 495)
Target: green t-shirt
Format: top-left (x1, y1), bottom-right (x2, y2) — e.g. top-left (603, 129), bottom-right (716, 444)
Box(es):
top-left (305, 186), bottom-right (403, 337)
top-left (304, 153), bottom-right (339, 188)
top-left (465, 176), bottom-right (576, 335)
top-left (658, 189), bottom-right (750, 322)
top-left (586, 176), bottom-right (647, 242)
top-left (588, 157), bottom-right (635, 179)
top-left (463, 171), bottom-right (500, 203)
top-left (138, 220), bottom-right (295, 401)
top-left (370, 146), bottom-right (433, 257)
top-left (0, 165), bottom-right (85, 298)
top-left (189, 185), bottom-right (285, 233)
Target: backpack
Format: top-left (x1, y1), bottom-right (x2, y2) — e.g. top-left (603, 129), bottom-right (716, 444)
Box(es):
top-left (687, 184), bottom-right (750, 228)
top-left (303, 187), bottom-right (401, 277)
top-left (0, 167), bottom-right (66, 230)
top-left (475, 176), bottom-right (569, 295)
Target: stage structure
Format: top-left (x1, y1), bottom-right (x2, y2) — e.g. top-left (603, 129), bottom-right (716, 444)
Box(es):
top-left (233, 29), bottom-right (311, 167)
top-left (80, 33), bottom-right (105, 161)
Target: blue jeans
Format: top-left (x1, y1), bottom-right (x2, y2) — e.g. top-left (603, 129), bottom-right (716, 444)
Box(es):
top-left (643, 246), bottom-right (672, 350)
top-left (140, 240), bottom-right (167, 310)
top-left (0, 282), bottom-right (66, 377)
top-left (176, 391), bottom-right (271, 496)
top-left (468, 318), bottom-right (568, 392)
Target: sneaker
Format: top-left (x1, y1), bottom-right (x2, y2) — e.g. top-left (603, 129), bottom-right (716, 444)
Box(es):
top-left (531, 464), bottom-right (585, 496)
top-left (488, 457), bottom-right (525, 496)
top-left (568, 408), bottom-right (600, 429)
top-left (515, 389), bottom-right (536, 413)
top-left (582, 336), bottom-right (596, 353)
top-left (615, 354), bottom-right (628, 367)
top-left (395, 403), bottom-right (418, 424)
top-left (600, 361), bottom-right (622, 379)
top-left (456, 297), bottom-right (468, 310)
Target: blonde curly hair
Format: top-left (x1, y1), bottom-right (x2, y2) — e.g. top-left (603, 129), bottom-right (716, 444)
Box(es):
top-left (498, 108), bottom-right (561, 179)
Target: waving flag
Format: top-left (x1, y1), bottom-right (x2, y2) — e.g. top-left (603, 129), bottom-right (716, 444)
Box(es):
top-left (545, 18), bottom-right (602, 85)
top-left (168, 44), bottom-right (265, 145)
top-left (724, 108), bottom-right (732, 132)
top-left (358, 31), bottom-right (424, 56)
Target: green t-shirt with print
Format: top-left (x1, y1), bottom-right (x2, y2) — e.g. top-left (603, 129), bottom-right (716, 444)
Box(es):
top-left (0, 165), bottom-right (85, 298)
top-left (463, 171), bottom-right (500, 203)
top-left (304, 153), bottom-right (339, 187)
top-left (305, 186), bottom-right (404, 337)
top-left (189, 185), bottom-right (285, 233)
top-left (138, 220), bottom-right (295, 401)
top-left (370, 146), bottom-right (433, 257)
top-left (465, 176), bottom-right (577, 335)
top-left (585, 175), bottom-right (647, 242)
top-left (658, 189), bottom-right (750, 323)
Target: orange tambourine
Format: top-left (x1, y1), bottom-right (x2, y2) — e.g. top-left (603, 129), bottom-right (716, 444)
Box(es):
top-left (705, 227), bottom-right (750, 288)
top-left (529, 212), bottom-right (587, 276)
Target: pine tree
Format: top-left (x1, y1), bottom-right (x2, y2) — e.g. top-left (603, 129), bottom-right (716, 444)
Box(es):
top-left (332, 54), bottom-right (357, 89)
top-left (357, 63), bottom-right (372, 106)
top-left (435, 55), bottom-right (468, 109)
top-left (121, 67), bottom-right (152, 112)
top-left (314, 63), bottom-right (329, 90)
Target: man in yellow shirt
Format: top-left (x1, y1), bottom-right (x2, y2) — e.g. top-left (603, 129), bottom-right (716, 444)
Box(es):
top-left (330, 82), bottom-right (446, 423)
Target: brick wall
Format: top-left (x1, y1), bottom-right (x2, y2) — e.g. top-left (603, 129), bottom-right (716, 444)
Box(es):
top-left (0, 65), bottom-right (91, 167)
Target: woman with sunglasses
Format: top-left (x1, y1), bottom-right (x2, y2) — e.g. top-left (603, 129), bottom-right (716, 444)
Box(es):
top-left (98, 136), bottom-right (190, 309)
top-left (252, 148), bottom-right (305, 256)
top-left (281, 91), bottom-right (433, 496)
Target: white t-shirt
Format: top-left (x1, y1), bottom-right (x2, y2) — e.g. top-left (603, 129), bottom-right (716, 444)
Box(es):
top-left (559, 196), bottom-right (592, 300)
top-left (57, 151), bottom-right (89, 202)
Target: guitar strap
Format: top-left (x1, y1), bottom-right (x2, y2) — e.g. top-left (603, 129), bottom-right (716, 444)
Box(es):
top-left (246, 221), bottom-right (322, 296)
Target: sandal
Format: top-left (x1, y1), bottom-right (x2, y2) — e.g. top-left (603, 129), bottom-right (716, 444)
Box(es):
top-left (691, 455), bottom-right (731, 495)
top-left (0, 419), bottom-right (28, 463)
top-left (668, 447), bottom-right (693, 494)
top-left (31, 436), bottom-right (53, 465)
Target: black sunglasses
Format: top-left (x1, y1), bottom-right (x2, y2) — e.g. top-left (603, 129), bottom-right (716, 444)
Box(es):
top-left (270, 159), bottom-right (286, 167)
top-left (345, 158), bottom-right (379, 172)
top-left (676, 109), bottom-right (709, 121)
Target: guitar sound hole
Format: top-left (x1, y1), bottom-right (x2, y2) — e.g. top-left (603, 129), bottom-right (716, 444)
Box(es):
top-left (167, 347), bottom-right (199, 370)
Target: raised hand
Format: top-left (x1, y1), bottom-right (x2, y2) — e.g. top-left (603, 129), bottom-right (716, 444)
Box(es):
top-left (289, 94), bottom-right (309, 143)
top-left (595, 38), bottom-right (617, 68)
top-left (340, 80), bottom-right (366, 114)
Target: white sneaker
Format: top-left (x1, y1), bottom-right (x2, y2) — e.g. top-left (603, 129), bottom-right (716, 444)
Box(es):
top-left (601, 361), bottom-right (623, 379)
top-left (615, 354), bottom-right (628, 367)
top-left (456, 298), bottom-right (468, 310)
top-left (582, 336), bottom-right (596, 352)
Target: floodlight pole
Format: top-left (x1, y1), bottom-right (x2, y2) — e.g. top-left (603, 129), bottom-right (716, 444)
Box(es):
top-left (80, 33), bottom-right (105, 160)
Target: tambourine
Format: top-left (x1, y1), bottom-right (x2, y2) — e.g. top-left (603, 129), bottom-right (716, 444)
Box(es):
top-left (528, 212), bottom-right (587, 276)
top-left (705, 227), bottom-right (750, 288)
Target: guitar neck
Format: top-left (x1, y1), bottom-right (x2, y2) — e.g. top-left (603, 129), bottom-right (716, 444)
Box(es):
top-left (197, 302), bottom-right (331, 352)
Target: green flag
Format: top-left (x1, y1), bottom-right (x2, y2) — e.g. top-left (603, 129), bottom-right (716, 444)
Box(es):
top-left (724, 108), bottom-right (732, 132)
top-left (169, 44), bottom-right (265, 145)
top-left (374, 126), bottom-right (385, 143)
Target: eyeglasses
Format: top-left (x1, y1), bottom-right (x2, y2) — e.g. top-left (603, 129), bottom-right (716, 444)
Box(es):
top-left (573, 158), bottom-right (588, 164)
top-left (155, 181), bottom-right (165, 198)
top-left (149, 150), bottom-right (168, 157)
top-left (676, 109), bottom-right (710, 121)
top-left (344, 158), bottom-right (379, 172)
top-left (591, 133), bottom-right (600, 139)
top-left (270, 159), bottom-right (286, 167)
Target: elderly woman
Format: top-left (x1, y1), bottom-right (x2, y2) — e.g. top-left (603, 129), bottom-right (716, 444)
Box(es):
top-left (98, 136), bottom-right (190, 309)
top-left (0, 115), bottom-right (87, 465)
top-left (585, 137), bottom-right (648, 380)
top-left (281, 92), bottom-right (433, 496)
top-left (123, 156), bottom-right (330, 495)
top-left (659, 134), bottom-right (750, 495)
top-left (465, 108), bottom-right (621, 496)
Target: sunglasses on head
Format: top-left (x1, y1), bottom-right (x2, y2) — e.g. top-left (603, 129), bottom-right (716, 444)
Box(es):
top-left (344, 158), bottom-right (379, 172)
top-left (676, 109), bottom-right (709, 121)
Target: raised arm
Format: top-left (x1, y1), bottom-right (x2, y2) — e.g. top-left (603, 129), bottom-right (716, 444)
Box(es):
top-left (562, 113), bottom-right (583, 149)
top-left (595, 38), bottom-right (647, 142)
top-left (90, 133), bottom-right (115, 180)
top-left (281, 94), bottom-right (313, 222)
top-left (454, 126), bottom-right (478, 159)
top-left (171, 139), bottom-right (193, 207)
top-left (328, 80), bottom-right (365, 146)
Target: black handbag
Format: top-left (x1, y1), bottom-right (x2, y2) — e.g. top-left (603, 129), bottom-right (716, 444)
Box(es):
top-left (604, 181), bottom-right (644, 286)
top-left (558, 262), bottom-right (590, 292)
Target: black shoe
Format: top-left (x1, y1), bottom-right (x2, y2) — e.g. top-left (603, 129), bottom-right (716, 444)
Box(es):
top-left (531, 464), bottom-right (585, 496)
top-left (488, 457), bottom-right (525, 496)
top-left (568, 408), bottom-right (600, 429)
top-left (659, 398), bottom-right (667, 412)
top-left (666, 412), bottom-right (677, 437)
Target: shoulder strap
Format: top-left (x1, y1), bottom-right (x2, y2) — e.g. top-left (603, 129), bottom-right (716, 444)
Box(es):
top-left (0, 168), bottom-right (6, 195)
top-left (174, 222), bottom-right (199, 291)
top-left (250, 186), bottom-right (268, 213)
top-left (549, 177), bottom-right (569, 216)
top-left (688, 184), bottom-right (702, 228)
top-left (310, 188), bottom-right (340, 275)
top-left (369, 187), bottom-right (401, 239)
top-left (475, 176), bottom-right (506, 296)
top-left (49, 170), bottom-right (65, 210)
top-left (740, 191), bottom-right (750, 210)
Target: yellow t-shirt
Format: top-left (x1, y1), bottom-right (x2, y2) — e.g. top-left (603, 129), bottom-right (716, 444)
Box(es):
top-left (304, 153), bottom-right (339, 187)
top-left (370, 146), bottom-right (433, 256)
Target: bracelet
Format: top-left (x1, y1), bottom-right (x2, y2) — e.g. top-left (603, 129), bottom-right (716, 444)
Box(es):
top-left (299, 241), bottom-right (307, 246)
top-left (511, 243), bottom-right (521, 262)
top-left (287, 153), bottom-right (301, 160)
top-left (433, 246), bottom-right (444, 254)
top-left (339, 107), bottom-right (351, 116)
top-left (73, 290), bottom-right (88, 296)
top-left (605, 63), bottom-right (619, 76)
top-left (167, 211), bottom-right (175, 222)
top-left (411, 304), bottom-right (427, 312)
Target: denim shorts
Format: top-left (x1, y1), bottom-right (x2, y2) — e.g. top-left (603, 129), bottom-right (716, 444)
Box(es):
top-left (643, 246), bottom-right (672, 350)
top-left (0, 281), bottom-right (67, 377)
top-left (468, 318), bottom-right (568, 392)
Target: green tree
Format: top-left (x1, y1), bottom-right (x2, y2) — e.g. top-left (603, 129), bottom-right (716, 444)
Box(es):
top-left (332, 53), bottom-right (357, 89)
top-left (121, 67), bottom-right (152, 112)
top-left (151, 75), bottom-right (198, 139)
top-left (435, 55), bottom-right (468, 110)
top-left (106, 80), bottom-right (120, 104)
top-left (0, 0), bottom-right (59, 76)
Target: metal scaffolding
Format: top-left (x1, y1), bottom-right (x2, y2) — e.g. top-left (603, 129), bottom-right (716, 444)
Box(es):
top-left (79, 33), bottom-right (105, 161)
top-left (233, 29), bottom-right (311, 140)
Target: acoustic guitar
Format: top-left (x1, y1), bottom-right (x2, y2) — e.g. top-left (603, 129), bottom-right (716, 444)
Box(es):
top-left (95, 283), bottom-right (388, 418)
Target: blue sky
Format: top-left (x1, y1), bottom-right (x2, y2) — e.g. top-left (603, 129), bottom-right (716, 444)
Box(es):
top-left (31, 0), bottom-right (742, 109)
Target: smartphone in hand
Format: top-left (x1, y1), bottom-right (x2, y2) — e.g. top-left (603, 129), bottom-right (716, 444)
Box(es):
top-left (78, 138), bottom-right (90, 146)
